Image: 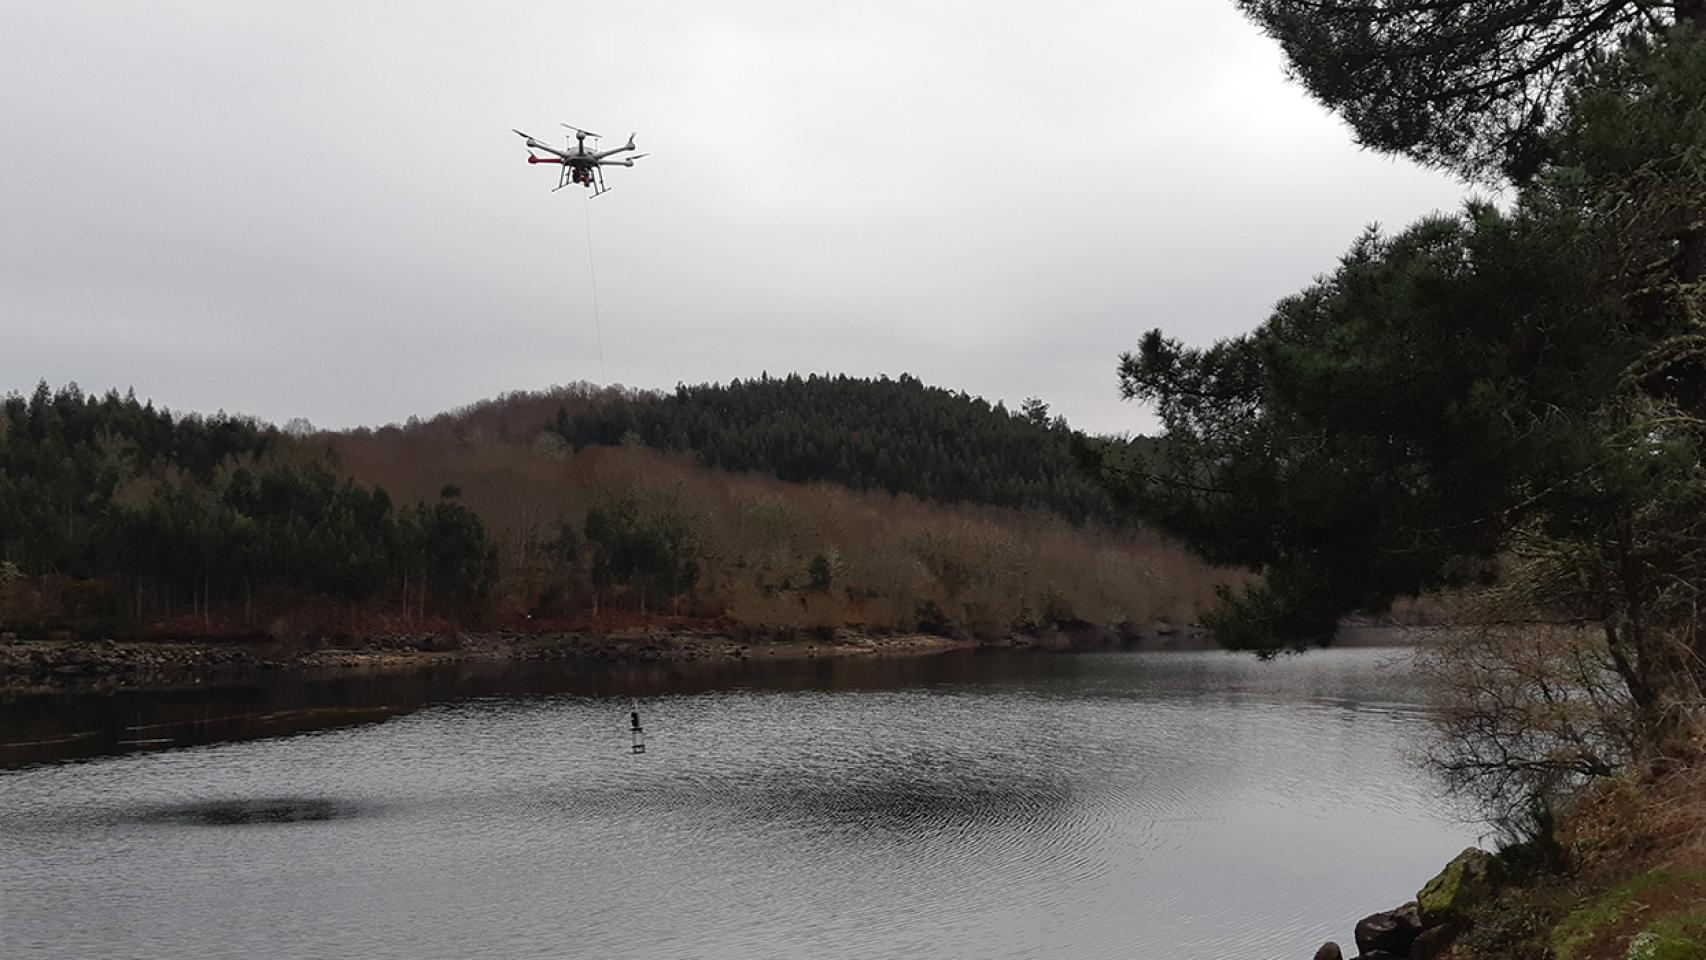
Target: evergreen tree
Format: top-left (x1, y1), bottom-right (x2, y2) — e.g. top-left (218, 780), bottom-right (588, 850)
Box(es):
top-left (1236, 0), bottom-right (1706, 180)
top-left (0, 384), bottom-right (497, 630)
top-left (1102, 25), bottom-right (1706, 752)
top-left (554, 373), bottom-right (1126, 523)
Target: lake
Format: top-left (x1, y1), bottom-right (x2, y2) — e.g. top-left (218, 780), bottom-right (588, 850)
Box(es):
top-left (0, 648), bottom-right (1478, 960)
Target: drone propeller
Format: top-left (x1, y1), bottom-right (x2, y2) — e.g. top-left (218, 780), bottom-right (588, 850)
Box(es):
top-left (561, 123), bottom-right (602, 139)
top-left (628, 153), bottom-right (649, 161)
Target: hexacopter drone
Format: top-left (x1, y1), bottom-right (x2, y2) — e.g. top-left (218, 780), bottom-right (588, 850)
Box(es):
top-left (513, 123), bottom-right (646, 196)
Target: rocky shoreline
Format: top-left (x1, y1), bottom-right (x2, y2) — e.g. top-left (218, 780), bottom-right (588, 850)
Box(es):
top-left (0, 617), bottom-right (1446, 697)
top-left (1311, 848), bottom-right (1501, 960)
top-left (0, 629), bottom-right (961, 694)
top-left (0, 624), bottom-right (1220, 695)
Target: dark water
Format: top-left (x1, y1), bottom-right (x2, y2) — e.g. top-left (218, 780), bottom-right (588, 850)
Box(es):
top-left (0, 649), bottom-right (1477, 960)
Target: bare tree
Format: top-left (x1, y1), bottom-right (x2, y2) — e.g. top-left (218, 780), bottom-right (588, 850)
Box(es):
top-left (1420, 616), bottom-right (1640, 825)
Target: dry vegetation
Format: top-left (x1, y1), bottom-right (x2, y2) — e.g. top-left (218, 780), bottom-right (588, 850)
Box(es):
top-left (321, 384), bottom-right (1230, 637)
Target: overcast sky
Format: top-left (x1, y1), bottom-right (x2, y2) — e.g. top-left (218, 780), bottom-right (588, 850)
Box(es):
top-left (2, 2), bottom-right (1470, 436)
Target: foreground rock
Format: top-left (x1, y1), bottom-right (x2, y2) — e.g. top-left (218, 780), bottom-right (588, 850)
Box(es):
top-left (1303, 847), bottom-right (1496, 960)
top-left (1408, 922), bottom-right (1460, 960)
top-left (1417, 847), bottom-right (1503, 928)
top-left (1354, 902), bottom-right (1424, 957)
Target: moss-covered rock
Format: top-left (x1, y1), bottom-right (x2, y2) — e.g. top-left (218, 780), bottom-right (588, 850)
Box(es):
top-left (1418, 847), bottom-right (1504, 927)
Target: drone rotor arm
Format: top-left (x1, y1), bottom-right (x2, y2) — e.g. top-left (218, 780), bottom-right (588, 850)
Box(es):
top-left (590, 138), bottom-right (638, 161)
top-left (524, 140), bottom-right (573, 160)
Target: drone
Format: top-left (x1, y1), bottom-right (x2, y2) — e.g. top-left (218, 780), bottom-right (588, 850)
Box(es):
top-left (513, 124), bottom-right (646, 196)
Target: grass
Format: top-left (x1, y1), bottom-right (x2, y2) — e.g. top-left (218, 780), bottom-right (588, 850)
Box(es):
top-left (1551, 870), bottom-right (1695, 960)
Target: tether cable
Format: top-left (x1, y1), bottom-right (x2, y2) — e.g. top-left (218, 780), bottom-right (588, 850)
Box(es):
top-left (582, 193), bottom-right (607, 384)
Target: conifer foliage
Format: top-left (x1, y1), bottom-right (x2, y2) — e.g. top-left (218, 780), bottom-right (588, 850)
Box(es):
top-left (553, 373), bottom-right (1121, 523)
top-left (1107, 14), bottom-right (1706, 757)
top-left (0, 383), bottom-right (495, 633)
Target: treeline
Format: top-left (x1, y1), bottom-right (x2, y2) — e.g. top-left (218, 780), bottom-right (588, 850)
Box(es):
top-left (1136, 7), bottom-right (1706, 954)
top-left (552, 373), bottom-right (1130, 523)
top-left (0, 383), bottom-right (494, 635)
top-left (1108, 0), bottom-right (1706, 842)
top-left (1, 379), bottom-right (1226, 641)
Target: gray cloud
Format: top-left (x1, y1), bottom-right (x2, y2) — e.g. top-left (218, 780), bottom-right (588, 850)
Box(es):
top-left (1, 1), bottom-right (1467, 435)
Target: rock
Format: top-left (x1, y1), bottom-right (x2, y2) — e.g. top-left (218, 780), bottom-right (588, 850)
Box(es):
top-left (1356, 952), bottom-right (1405, 960)
top-left (1628, 932), bottom-right (1661, 959)
top-left (1355, 902), bottom-right (1424, 957)
top-left (1418, 847), bottom-right (1504, 927)
top-left (1410, 922), bottom-right (1460, 960)
top-left (1313, 942), bottom-right (1343, 960)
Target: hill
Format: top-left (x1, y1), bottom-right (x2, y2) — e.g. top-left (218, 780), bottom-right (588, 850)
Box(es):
top-left (552, 373), bottom-right (1126, 523)
top-left (2, 378), bottom-right (1225, 644)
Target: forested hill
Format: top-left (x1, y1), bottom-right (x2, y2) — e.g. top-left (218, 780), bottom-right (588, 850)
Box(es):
top-left (0, 383), bottom-right (495, 629)
top-left (4, 379), bottom-right (1222, 642)
top-left (551, 374), bottom-right (1121, 523)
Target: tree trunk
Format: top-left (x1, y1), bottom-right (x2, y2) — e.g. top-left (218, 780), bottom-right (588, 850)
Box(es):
top-left (1611, 619), bottom-right (1700, 760)
top-left (1679, 0), bottom-right (1705, 326)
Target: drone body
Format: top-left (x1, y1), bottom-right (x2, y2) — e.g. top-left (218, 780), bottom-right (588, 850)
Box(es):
top-left (513, 124), bottom-right (646, 196)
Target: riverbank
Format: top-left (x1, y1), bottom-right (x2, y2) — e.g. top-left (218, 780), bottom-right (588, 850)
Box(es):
top-left (0, 621), bottom-right (1228, 694)
top-left (1303, 762), bottom-right (1706, 960)
top-left (0, 628), bottom-right (970, 694)
top-left (0, 618), bottom-right (1443, 695)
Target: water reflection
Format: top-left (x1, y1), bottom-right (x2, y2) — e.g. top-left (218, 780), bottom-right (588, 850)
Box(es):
top-left (1, 647), bottom-right (1432, 770)
top-left (0, 651), bottom-right (1040, 768)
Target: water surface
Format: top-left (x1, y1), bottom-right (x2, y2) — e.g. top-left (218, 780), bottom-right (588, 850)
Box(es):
top-left (0, 649), bottom-right (1476, 960)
